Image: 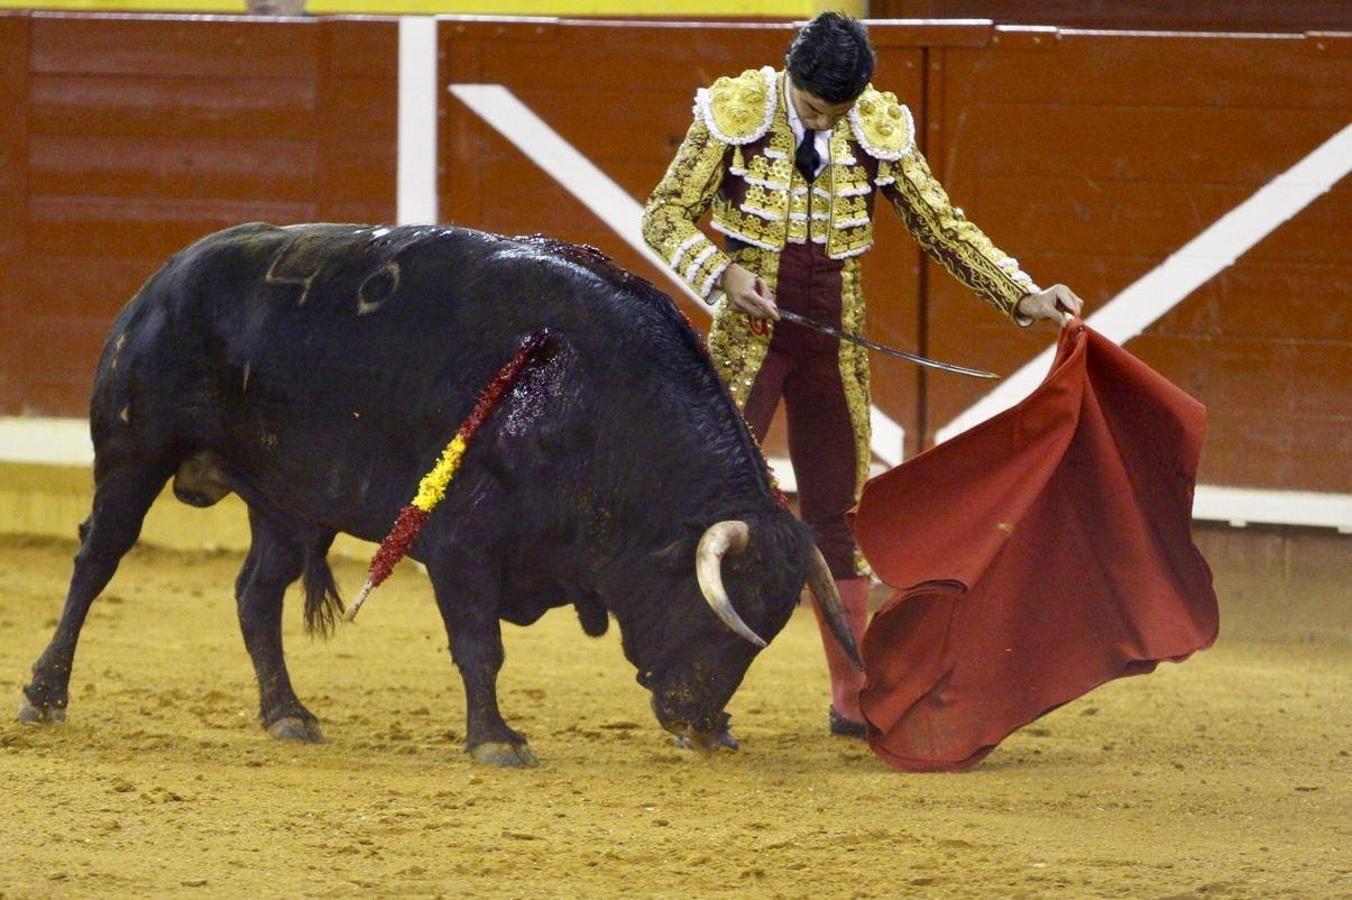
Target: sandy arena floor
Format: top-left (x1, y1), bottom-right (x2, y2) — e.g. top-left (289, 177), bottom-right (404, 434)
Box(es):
top-left (0, 535), bottom-right (1348, 898)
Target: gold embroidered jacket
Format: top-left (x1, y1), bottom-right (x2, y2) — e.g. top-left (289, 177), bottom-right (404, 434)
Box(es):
top-left (643, 66), bottom-right (1038, 310)
top-left (641, 66), bottom-right (1041, 507)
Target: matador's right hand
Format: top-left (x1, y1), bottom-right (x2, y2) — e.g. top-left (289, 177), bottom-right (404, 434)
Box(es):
top-left (721, 263), bottom-right (779, 321)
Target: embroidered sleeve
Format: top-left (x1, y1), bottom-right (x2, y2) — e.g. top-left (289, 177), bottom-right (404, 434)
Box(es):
top-left (641, 114), bottom-right (733, 300)
top-left (880, 148), bottom-right (1040, 324)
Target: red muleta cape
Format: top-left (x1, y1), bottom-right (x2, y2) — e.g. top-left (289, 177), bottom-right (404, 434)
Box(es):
top-left (853, 321), bottom-right (1218, 772)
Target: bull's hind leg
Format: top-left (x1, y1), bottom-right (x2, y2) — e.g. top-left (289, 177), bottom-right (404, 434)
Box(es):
top-left (20, 458), bottom-right (170, 723)
top-left (235, 507), bottom-right (325, 742)
top-left (424, 553), bottom-right (537, 768)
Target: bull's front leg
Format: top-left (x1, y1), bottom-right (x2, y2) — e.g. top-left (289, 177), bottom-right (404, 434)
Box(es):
top-left (425, 555), bottom-right (537, 768)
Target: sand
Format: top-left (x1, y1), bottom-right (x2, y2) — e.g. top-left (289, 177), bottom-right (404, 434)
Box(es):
top-left (1, 535), bottom-right (1348, 897)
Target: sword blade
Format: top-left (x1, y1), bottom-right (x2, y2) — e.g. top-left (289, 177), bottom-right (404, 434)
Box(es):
top-left (775, 309), bottom-right (999, 379)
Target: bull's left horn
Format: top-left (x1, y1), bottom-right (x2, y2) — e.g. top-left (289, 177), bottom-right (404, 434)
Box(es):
top-left (805, 547), bottom-right (865, 670)
top-left (695, 521), bottom-right (766, 648)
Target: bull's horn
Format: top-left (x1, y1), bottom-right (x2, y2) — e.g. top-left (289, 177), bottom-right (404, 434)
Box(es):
top-left (695, 521), bottom-right (766, 648)
top-left (805, 547), bottom-right (865, 670)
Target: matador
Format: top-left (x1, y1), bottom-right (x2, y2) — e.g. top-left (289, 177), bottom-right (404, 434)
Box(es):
top-left (642, 13), bottom-right (1082, 737)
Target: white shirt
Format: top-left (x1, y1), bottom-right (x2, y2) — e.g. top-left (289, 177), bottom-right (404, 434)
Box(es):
top-left (784, 82), bottom-right (832, 179)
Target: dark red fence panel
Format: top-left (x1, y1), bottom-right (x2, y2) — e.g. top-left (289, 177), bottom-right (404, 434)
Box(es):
top-left (4, 12), bottom-right (398, 417)
top-left (874, 1), bottom-right (1352, 32)
top-left (922, 27), bottom-right (1352, 490)
top-left (2, 14), bottom-right (1348, 498)
top-left (0, 13), bottom-right (29, 413)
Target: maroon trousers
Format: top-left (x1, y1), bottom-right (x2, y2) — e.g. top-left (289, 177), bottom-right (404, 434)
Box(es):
top-left (741, 241), bottom-right (861, 579)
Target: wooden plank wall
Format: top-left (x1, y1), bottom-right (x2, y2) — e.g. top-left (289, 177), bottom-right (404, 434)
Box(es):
top-left (0, 12), bottom-right (398, 417)
top-left (875, 0), bottom-right (1352, 32)
top-left (2, 14), bottom-right (1348, 497)
top-left (0, 13), bottom-right (28, 414)
top-left (923, 27), bottom-right (1352, 491)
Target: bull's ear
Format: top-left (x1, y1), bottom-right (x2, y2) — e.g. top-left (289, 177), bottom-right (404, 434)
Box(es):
top-left (648, 517), bottom-right (709, 572)
top-left (648, 536), bottom-right (694, 573)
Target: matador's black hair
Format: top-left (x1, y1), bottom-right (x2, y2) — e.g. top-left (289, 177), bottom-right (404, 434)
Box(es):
top-left (785, 12), bottom-right (875, 104)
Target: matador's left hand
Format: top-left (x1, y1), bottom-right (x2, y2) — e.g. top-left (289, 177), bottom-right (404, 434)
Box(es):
top-left (1017, 284), bottom-right (1084, 327)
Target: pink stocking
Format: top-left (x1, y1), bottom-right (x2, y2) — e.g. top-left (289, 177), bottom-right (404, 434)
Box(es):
top-left (812, 576), bottom-right (870, 723)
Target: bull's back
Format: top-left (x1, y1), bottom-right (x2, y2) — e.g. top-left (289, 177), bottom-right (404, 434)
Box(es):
top-left (112, 221), bottom-right (688, 420)
top-left (90, 221), bottom-right (760, 537)
top-left (145, 223), bottom-right (609, 534)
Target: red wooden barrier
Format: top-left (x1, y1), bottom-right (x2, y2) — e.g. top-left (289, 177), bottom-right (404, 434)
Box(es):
top-left (1, 13), bottom-right (1348, 498)
top-left (922, 27), bottom-right (1352, 490)
top-left (0, 13), bottom-right (29, 414)
top-left (875, 0), bottom-right (1352, 32)
top-left (0, 12), bottom-right (398, 416)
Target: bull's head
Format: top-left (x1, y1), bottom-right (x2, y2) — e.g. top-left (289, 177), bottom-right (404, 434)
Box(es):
top-left (621, 514), bottom-right (863, 751)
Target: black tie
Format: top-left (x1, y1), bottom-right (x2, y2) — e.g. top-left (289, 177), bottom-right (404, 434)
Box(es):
top-left (795, 129), bottom-right (820, 183)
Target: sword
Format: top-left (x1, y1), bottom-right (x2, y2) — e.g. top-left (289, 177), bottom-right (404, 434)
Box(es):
top-left (773, 309), bottom-right (999, 380)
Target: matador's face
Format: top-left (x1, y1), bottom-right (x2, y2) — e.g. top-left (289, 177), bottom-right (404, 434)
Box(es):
top-left (787, 80), bottom-right (856, 132)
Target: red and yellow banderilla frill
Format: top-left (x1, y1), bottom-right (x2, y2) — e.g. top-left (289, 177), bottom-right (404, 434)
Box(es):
top-left (346, 331), bottom-right (553, 621)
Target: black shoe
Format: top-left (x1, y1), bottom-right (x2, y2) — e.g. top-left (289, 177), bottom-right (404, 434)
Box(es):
top-left (829, 706), bottom-right (867, 738)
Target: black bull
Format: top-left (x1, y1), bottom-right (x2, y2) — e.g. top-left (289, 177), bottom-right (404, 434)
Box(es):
top-left (19, 223), bottom-right (862, 766)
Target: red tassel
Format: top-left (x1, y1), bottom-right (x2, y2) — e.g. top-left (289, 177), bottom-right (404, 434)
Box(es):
top-left (347, 331), bottom-right (552, 622)
top-left (367, 504), bottom-right (430, 589)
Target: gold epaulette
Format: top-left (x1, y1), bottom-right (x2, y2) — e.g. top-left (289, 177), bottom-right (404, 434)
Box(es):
top-left (695, 66), bottom-right (778, 146)
top-left (848, 86), bottom-right (915, 161)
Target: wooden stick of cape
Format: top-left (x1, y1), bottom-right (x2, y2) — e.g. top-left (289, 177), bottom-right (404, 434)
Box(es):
top-left (345, 330), bottom-right (554, 622)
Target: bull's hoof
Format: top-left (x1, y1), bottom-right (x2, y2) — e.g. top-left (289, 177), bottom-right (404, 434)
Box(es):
top-left (265, 716), bottom-right (324, 743)
top-left (17, 697), bottom-right (65, 725)
top-left (828, 706), bottom-right (867, 739)
top-left (468, 741), bottom-right (539, 768)
top-left (672, 728), bottom-right (740, 753)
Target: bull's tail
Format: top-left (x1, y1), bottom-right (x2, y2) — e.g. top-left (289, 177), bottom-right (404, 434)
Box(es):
top-left (302, 536), bottom-right (345, 638)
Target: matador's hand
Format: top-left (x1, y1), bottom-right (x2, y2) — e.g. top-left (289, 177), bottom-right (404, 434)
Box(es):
top-left (1017, 284), bottom-right (1084, 327)
top-left (721, 263), bottom-right (779, 321)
